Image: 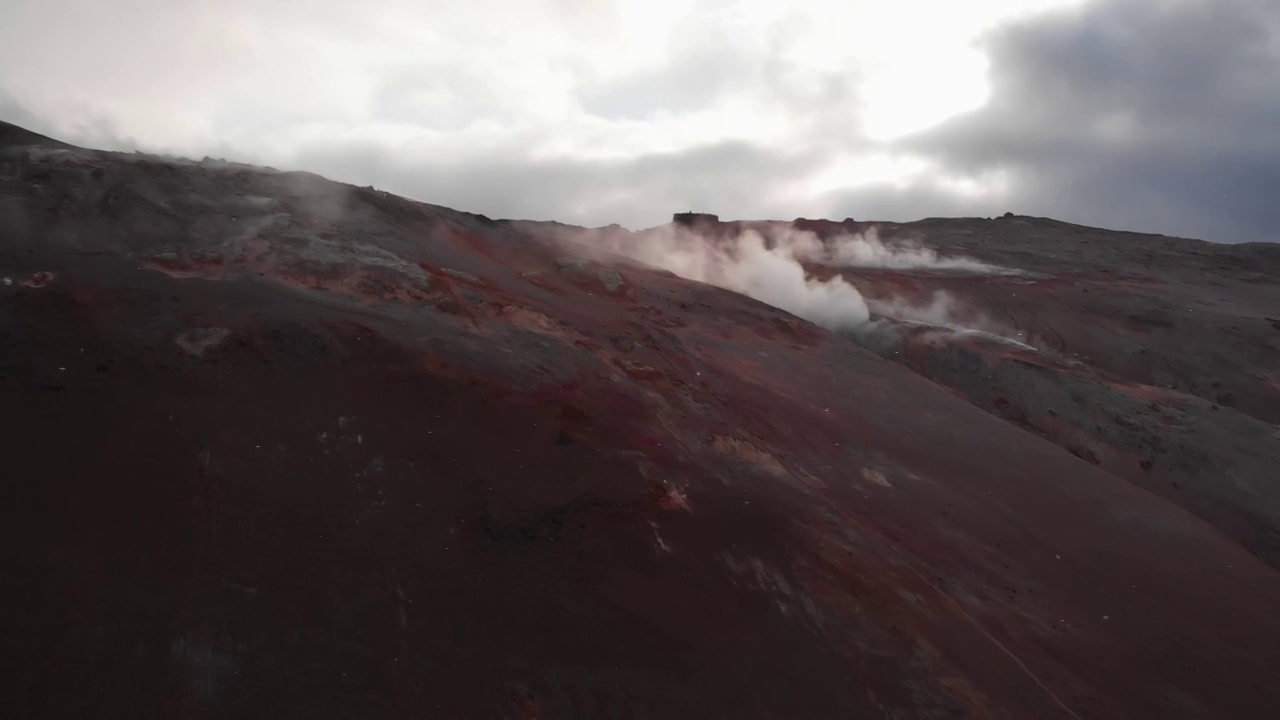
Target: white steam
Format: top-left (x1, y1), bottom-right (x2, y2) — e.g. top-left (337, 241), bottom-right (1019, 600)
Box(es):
top-left (866, 290), bottom-right (1039, 351)
top-left (591, 225), bottom-right (1017, 332)
top-left (599, 225), bottom-right (870, 329)
top-left (800, 228), bottom-right (1010, 274)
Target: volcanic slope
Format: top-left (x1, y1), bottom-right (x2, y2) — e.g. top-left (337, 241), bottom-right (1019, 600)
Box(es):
top-left (514, 214), bottom-right (1280, 571)
top-left (4, 121), bottom-right (1280, 719)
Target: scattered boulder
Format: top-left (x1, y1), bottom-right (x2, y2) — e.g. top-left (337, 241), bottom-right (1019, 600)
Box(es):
top-left (554, 257), bottom-right (589, 272)
top-left (175, 327), bottom-right (231, 357)
top-left (20, 271), bottom-right (56, 288)
top-left (599, 270), bottom-right (625, 293)
top-left (440, 267), bottom-right (479, 283)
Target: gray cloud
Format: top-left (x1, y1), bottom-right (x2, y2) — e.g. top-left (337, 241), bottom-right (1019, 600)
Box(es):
top-left (829, 0), bottom-right (1280, 242)
top-left (290, 139), bottom-right (822, 228)
top-left (0, 91), bottom-right (143, 153)
top-left (0, 93), bottom-right (47, 136)
top-left (2, 1), bottom-right (1276, 242)
top-left (577, 24), bottom-right (754, 121)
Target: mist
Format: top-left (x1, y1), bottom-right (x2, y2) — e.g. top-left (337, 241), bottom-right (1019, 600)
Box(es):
top-left (589, 224), bottom-right (1018, 333)
top-left (801, 228), bottom-right (1011, 274)
top-left (597, 225), bottom-right (870, 329)
top-left (863, 290), bottom-right (1039, 351)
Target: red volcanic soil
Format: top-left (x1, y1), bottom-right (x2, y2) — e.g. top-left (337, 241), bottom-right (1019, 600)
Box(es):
top-left (4, 121), bottom-right (1280, 719)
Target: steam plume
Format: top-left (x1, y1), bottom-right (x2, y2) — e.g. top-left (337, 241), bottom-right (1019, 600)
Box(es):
top-left (599, 225), bottom-right (870, 329)
top-left (795, 227), bottom-right (1010, 274)
top-left (587, 224), bottom-right (1018, 333)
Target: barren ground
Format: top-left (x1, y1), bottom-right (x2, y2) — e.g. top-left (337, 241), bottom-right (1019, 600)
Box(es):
top-left (4, 121), bottom-right (1280, 719)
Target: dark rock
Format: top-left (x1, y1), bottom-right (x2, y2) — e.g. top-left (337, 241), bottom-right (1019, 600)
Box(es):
top-left (673, 211), bottom-right (720, 227)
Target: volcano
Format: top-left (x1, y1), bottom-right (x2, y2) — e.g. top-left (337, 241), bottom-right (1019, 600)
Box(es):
top-left (3, 121), bottom-right (1279, 719)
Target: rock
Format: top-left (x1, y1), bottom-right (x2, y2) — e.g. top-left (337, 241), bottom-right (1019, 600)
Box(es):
top-left (440, 267), bottom-right (479, 283)
top-left (175, 327), bottom-right (231, 357)
top-left (618, 359), bottom-right (663, 380)
top-left (672, 212), bottom-right (719, 227)
top-left (554, 257), bottom-right (589, 271)
top-left (599, 270), bottom-right (624, 293)
top-left (20, 271), bottom-right (56, 288)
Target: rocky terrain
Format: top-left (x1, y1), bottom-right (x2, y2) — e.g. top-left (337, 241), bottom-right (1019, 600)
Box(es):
top-left (4, 120), bottom-right (1280, 718)
top-left (512, 213), bottom-right (1280, 569)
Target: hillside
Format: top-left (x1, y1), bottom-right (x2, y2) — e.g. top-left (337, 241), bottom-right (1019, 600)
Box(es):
top-left (4, 120), bottom-right (1280, 719)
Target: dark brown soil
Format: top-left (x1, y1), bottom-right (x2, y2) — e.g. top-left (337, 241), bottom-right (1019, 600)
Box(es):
top-left (5, 121), bottom-right (1280, 719)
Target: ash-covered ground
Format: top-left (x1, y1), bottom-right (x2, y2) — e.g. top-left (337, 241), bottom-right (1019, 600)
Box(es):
top-left (4, 120), bottom-right (1280, 719)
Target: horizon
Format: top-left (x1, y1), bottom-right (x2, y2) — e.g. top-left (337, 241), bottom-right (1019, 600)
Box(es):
top-left (4, 1), bottom-right (1277, 243)
top-left (3, 116), bottom-right (1236, 246)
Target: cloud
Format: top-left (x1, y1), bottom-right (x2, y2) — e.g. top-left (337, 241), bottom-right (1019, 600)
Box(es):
top-left (828, 0), bottom-right (1280, 242)
top-left (2, 0), bottom-right (1274, 242)
top-left (286, 139), bottom-right (823, 229)
top-left (0, 2), bottom-right (1064, 218)
top-left (0, 93), bottom-right (50, 138)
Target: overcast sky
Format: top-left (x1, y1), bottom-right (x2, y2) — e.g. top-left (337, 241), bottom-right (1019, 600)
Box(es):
top-left (2, 0), bottom-right (1277, 242)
